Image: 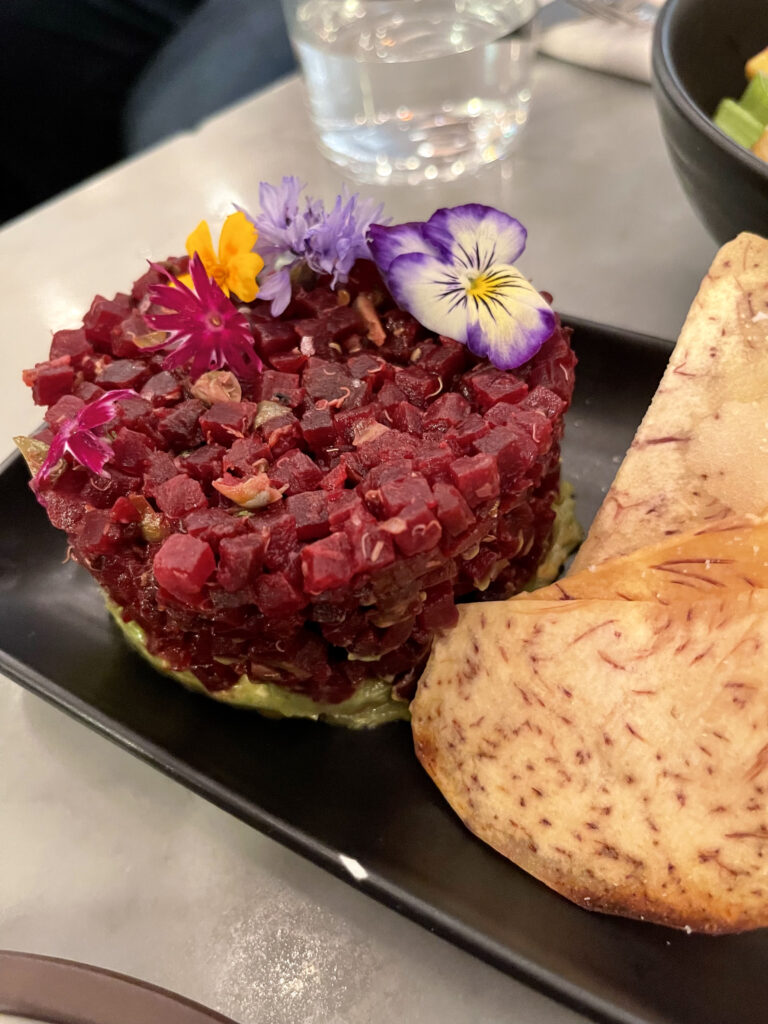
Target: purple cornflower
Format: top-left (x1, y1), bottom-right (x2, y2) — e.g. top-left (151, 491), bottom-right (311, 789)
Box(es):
top-left (145, 253), bottom-right (262, 379)
top-left (34, 388), bottom-right (139, 488)
top-left (246, 177), bottom-right (388, 316)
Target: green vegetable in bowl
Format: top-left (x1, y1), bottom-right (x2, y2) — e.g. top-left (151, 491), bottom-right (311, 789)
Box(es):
top-left (713, 47), bottom-right (768, 162)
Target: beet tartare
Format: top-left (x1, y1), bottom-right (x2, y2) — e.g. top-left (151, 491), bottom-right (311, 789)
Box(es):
top-left (18, 188), bottom-right (578, 726)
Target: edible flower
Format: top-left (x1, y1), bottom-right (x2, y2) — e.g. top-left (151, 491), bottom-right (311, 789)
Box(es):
top-left (146, 253), bottom-right (263, 379)
top-left (34, 388), bottom-right (139, 488)
top-left (368, 204), bottom-right (555, 370)
top-left (177, 211), bottom-right (263, 302)
top-left (247, 177), bottom-right (387, 315)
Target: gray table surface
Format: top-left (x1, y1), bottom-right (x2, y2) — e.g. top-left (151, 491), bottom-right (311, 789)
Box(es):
top-left (0, 58), bottom-right (715, 1024)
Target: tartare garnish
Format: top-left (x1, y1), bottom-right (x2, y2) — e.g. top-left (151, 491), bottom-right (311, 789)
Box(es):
top-left (247, 176), bottom-right (387, 315)
top-left (145, 253), bottom-right (263, 379)
top-left (33, 388), bottom-right (139, 488)
top-left (176, 211), bottom-right (263, 302)
top-left (368, 204), bottom-right (555, 371)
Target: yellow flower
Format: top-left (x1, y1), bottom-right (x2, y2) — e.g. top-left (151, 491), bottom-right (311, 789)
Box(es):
top-left (177, 211), bottom-right (264, 302)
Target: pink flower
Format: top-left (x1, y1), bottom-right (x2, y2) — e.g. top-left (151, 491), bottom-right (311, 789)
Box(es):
top-left (145, 253), bottom-right (263, 379)
top-left (35, 389), bottom-right (139, 488)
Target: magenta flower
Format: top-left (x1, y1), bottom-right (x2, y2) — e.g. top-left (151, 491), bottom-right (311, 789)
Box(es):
top-left (145, 253), bottom-right (262, 379)
top-left (35, 388), bottom-right (139, 488)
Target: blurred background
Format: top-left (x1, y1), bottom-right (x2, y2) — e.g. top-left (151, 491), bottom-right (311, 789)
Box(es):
top-left (1, 0), bottom-right (297, 225)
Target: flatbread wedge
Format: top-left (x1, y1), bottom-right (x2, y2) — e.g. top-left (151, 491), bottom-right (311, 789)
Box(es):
top-left (571, 232), bottom-right (768, 571)
top-left (412, 589), bottom-right (768, 933)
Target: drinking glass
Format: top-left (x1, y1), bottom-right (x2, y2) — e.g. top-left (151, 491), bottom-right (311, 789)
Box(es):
top-left (281, 0), bottom-right (539, 185)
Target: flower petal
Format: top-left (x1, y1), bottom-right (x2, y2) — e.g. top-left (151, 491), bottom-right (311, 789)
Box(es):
top-left (225, 251), bottom-right (264, 303)
top-left (385, 252), bottom-right (471, 343)
top-left (66, 431), bottom-right (113, 476)
top-left (463, 265), bottom-right (556, 369)
top-left (423, 205), bottom-right (527, 272)
top-left (218, 210), bottom-right (258, 264)
top-left (367, 222), bottom-right (435, 273)
top-left (258, 268), bottom-right (293, 316)
top-left (77, 389), bottom-right (138, 430)
top-left (185, 220), bottom-right (217, 269)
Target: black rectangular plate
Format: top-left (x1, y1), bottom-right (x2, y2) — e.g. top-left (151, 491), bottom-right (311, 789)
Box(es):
top-left (3, 317), bottom-right (766, 1024)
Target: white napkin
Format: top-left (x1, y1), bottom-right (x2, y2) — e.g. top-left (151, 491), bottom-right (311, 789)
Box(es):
top-left (537, 0), bottom-right (664, 84)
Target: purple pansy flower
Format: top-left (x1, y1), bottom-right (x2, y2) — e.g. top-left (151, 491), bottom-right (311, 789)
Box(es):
top-left (145, 253), bottom-right (262, 379)
top-left (245, 177), bottom-right (388, 316)
top-left (368, 204), bottom-right (555, 371)
top-left (34, 388), bottom-right (139, 488)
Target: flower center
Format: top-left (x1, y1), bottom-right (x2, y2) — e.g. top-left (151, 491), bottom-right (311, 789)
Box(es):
top-left (208, 313), bottom-right (223, 329)
top-left (212, 265), bottom-right (228, 286)
top-left (465, 273), bottom-right (496, 302)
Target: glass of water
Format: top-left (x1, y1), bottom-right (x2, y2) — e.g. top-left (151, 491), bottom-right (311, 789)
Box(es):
top-left (282, 0), bottom-right (539, 185)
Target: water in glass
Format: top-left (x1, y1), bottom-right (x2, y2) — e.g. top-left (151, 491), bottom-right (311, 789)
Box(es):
top-left (287, 0), bottom-right (538, 184)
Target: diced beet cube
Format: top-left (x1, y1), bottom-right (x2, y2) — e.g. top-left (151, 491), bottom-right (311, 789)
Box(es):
top-left (95, 359), bottom-right (150, 390)
top-left (327, 491), bottom-right (371, 531)
top-left (184, 507), bottom-right (243, 551)
top-left (131, 265), bottom-right (166, 303)
top-left (413, 445), bottom-right (454, 483)
top-left (156, 399), bottom-right (206, 449)
top-left (303, 361), bottom-right (353, 403)
top-left (269, 349), bottom-right (307, 374)
top-left (111, 427), bottom-right (155, 473)
top-left (320, 462), bottom-right (348, 491)
top-left (450, 453), bottom-right (500, 506)
top-left (286, 491), bottom-right (330, 540)
top-left (74, 381), bottom-right (105, 403)
top-left (253, 572), bottom-right (308, 616)
top-left (178, 443), bottom-right (225, 484)
top-left (446, 413), bottom-right (489, 452)
top-left (292, 284), bottom-right (340, 317)
top-left (388, 401), bottom-right (423, 436)
top-left (24, 358), bottom-right (75, 406)
top-left (423, 392), bottom-right (470, 430)
top-left (379, 473), bottom-right (434, 517)
top-left (394, 367), bottom-right (441, 409)
top-left (333, 404), bottom-right (381, 445)
top-left (321, 305), bottom-right (365, 341)
top-left (347, 352), bottom-right (391, 389)
top-left (462, 367), bottom-right (528, 411)
top-left (222, 437), bottom-right (271, 476)
top-left (474, 423), bottom-right (547, 483)
top-left (300, 407), bottom-right (335, 450)
top-left (154, 474), bottom-right (207, 518)
top-left (140, 371), bottom-right (183, 406)
top-left (260, 413), bottom-right (303, 457)
top-left (83, 294), bottom-right (131, 349)
top-left (44, 394), bottom-right (84, 427)
top-left (462, 546), bottom-right (500, 586)
top-left (143, 451), bottom-right (178, 496)
top-left (377, 382), bottom-right (408, 408)
top-left (421, 338), bottom-right (468, 380)
top-left (523, 327), bottom-right (575, 404)
top-left (432, 481), bottom-right (475, 535)
top-left (251, 320), bottom-right (299, 358)
top-left (250, 510), bottom-right (299, 572)
top-left (78, 508), bottom-right (123, 555)
top-left (153, 533), bottom-right (215, 602)
top-left (110, 496), bottom-right (141, 524)
top-left (112, 394), bottom-right (154, 432)
top-left (418, 581), bottom-right (459, 632)
top-left (347, 520), bottom-right (395, 575)
top-left (271, 449), bottom-right (323, 496)
top-left (382, 501), bottom-right (442, 556)
top-left (301, 533), bottom-right (353, 593)
top-left (520, 385), bottom-right (567, 421)
top-left (111, 310), bottom-right (150, 358)
top-left (217, 534), bottom-right (266, 591)
top-left (256, 369), bottom-right (305, 409)
top-left (199, 401), bottom-right (255, 444)
top-left (50, 327), bottom-right (90, 363)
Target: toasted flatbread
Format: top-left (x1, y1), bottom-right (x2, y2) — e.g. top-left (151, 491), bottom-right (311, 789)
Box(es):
top-left (571, 233), bottom-right (768, 571)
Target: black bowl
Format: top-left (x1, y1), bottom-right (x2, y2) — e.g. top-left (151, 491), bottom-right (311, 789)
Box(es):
top-left (651, 0), bottom-right (768, 243)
